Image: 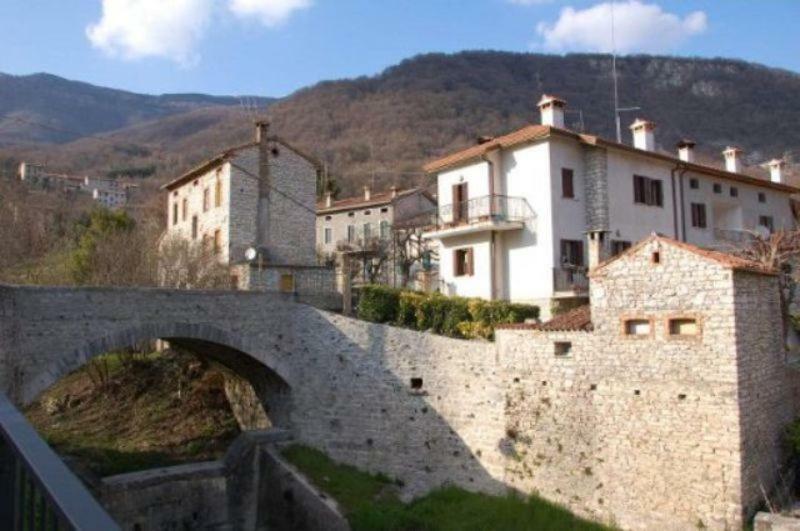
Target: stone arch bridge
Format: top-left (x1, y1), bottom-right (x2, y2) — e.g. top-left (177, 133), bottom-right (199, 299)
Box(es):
top-left (0, 284), bottom-right (506, 497)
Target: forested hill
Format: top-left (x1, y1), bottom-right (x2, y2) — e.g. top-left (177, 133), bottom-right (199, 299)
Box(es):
top-left (1, 52), bottom-right (799, 196)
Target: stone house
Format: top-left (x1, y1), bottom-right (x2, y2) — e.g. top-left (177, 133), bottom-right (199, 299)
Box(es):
top-left (495, 234), bottom-right (800, 529)
top-left (162, 122), bottom-right (332, 294)
top-left (17, 162), bottom-right (130, 209)
top-left (316, 186), bottom-right (436, 287)
top-left (423, 94), bottom-right (798, 317)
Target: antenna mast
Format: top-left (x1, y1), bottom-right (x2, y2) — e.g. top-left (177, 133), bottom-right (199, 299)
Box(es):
top-left (611, 1), bottom-right (622, 143)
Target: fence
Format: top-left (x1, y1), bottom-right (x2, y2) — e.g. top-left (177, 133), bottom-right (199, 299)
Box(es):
top-left (0, 393), bottom-right (120, 530)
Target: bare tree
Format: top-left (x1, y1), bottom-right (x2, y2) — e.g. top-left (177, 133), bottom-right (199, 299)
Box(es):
top-left (337, 236), bottom-right (392, 285)
top-left (158, 235), bottom-right (232, 289)
top-left (393, 226), bottom-right (437, 288)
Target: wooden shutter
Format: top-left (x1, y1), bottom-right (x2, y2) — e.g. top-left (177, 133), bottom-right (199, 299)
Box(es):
top-left (453, 250), bottom-right (460, 276)
top-left (467, 248), bottom-right (474, 276)
top-left (562, 169), bottom-right (574, 198)
top-left (633, 176), bottom-right (644, 204)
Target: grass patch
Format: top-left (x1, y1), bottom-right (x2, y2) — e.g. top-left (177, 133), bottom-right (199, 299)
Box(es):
top-left (282, 445), bottom-right (610, 531)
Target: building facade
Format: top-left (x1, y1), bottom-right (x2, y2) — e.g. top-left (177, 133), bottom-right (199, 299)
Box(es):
top-left (162, 122), bottom-right (332, 294)
top-left (17, 162), bottom-right (130, 209)
top-left (423, 95), bottom-right (797, 315)
top-left (316, 186), bottom-right (436, 287)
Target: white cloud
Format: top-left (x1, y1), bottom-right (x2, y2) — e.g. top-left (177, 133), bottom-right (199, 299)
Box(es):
top-left (86, 0), bottom-right (214, 66)
top-left (86, 0), bottom-right (312, 65)
top-left (228, 0), bottom-right (312, 27)
top-left (508, 0), bottom-right (553, 5)
top-left (536, 1), bottom-right (707, 54)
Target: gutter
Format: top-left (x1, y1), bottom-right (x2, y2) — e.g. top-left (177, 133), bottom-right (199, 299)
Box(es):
top-left (670, 163), bottom-right (689, 241)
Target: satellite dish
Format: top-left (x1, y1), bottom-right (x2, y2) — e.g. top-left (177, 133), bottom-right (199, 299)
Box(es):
top-left (245, 247), bottom-right (258, 261)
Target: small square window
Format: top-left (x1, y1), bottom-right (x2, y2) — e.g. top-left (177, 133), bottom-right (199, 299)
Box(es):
top-left (669, 318), bottom-right (698, 337)
top-left (554, 342), bottom-right (572, 357)
top-left (730, 187), bottom-right (738, 198)
top-left (758, 192), bottom-right (766, 203)
top-left (380, 207), bottom-right (389, 213)
top-left (325, 215), bottom-right (332, 221)
top-left (689, 178), bottom-right (699, 189)
top-left (624, 319), bottom-right (651, 336)
top-left (410, 377), bottom-right (423, 390)
top-left (364, 210), bottom-right (371, 215)
top-left (713, 183), bottom-right (722, 194)
top-left (348, 212), bottom-right (355, 217)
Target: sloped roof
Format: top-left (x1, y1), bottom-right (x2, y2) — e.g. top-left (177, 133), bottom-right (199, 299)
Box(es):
top-left (423, 124), bottom-right (800, 194)
top-left (316, 187), bottom-right (433, 214)
top-left (497, 305), bottom-right (593, 332)
top-left (590, 233), bottom-right (777, 276)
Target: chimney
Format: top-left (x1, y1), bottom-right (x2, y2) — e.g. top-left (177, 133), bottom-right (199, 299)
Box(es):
top-left (768, 158), bottom-right (786, 184)
top-left (363, 186), bottom-right (371, 201)
top-left (587, 231), bottom-right (610, 270)
top-left (390, 185), bottom-right (398, 198)
top-left (723, 146), bottom-right (743, 173)
top-left (255, 119), bottom-right (270, 144)
top-left (677, 139), bottom-right (696, 163)
top-left (630, 119), bottom-right (656, 151)
top-left (325, 191), bottom-right (333, 208)
top-left (537, 94), bottom-right (566, 128)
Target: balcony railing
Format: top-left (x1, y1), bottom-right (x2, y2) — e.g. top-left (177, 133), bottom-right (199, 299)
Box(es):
top-left (428, 194), bottom-right (532, 229)
top-left (553, 266), bottom-right (589, 294)
top-left (713, 228), bottom-right (754, 245)
top-left (0, 393), bottom-right (120, 530)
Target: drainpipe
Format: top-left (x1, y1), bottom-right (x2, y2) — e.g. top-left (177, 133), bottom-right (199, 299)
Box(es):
top-left (482, 154), bottom-right (498, 300)
top-left (671, 163), bottom-right (689, 241)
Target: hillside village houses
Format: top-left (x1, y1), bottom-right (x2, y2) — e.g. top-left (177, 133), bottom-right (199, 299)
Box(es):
top-left (316, 185), bottom-right (436, 288)
top-left (18, 161), bottom-right (130, 209)
top-left (162, 121), bottom-right (332, 294)
top-left (423, 94), bottom-right (798, 317)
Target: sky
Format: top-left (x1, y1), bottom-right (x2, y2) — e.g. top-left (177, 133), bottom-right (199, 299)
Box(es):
top-left (0, 0), bottom-right (798, 98)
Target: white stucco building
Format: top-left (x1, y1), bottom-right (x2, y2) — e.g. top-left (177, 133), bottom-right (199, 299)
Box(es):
top-left (423, 94), bottom-right (798, 315)
top-left (162, 121), bottom-right (333, 294)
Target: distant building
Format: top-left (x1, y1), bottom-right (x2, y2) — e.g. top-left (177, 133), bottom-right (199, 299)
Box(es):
top-left (162, 121), bottom-right (331, 293)
top-left (17, 162), bottom-right (130, 209)
top-left (316, 185), bottom-right (436, 287)
top-left (423, 94), bottom-right (798, 316)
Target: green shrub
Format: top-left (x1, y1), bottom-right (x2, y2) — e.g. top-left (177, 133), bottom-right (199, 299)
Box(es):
top-left (357, 285), bottom-right (400, 323)
top-left (396, 291), bottom-right (425, 328)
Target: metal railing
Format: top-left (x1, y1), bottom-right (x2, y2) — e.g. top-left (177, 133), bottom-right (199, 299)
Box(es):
top-left (713, 228), bottom-right (753, 245)
top-left (430, 194), bottom-right (531, 229)
top-left (0, 393), bottom-right (120, 531)
top-left (553, 266), bottom-right (589, 293)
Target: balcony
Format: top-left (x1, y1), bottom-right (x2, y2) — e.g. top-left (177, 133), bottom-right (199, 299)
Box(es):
top-left (713, 228), bottom-right (754, 246)
top-left (553, 266), bottom-right (589, 296)
top-left (422, 194), bottom-right (532, 239)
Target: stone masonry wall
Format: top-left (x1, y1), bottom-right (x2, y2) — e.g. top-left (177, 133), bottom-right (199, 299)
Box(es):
top-left (582, 145), bottom-right (609, 232)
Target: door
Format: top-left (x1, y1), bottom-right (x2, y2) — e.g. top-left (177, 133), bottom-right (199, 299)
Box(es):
top-left (452, 183), bottom-right (468, 223)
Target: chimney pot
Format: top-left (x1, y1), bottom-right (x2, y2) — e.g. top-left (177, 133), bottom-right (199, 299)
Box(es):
top-left (255, 119), bottom-right (270, 144)
top-left (630, 119), bottom-right (656, 151)
top-left (325, 191), bottom-right (333, 208)
top-left (723, 146), bottom-right (743, 174)
top-left (390, 186), bottom-right (398, 198)
top-left (768, 158), bottom-right (785, 184)
top-left (677, 139), bottom-right (696, 163)
top-left (537, 94), bottom-right (566, 128)
top-left (363, 186), bottom-right (371, 201)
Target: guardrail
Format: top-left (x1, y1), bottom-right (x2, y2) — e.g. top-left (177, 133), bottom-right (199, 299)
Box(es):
top-left (553, 266), bottom-right (589, 293)
top-left (0, 393), bottom-right (120, 530)
top-left (431, 195), bottom-right (531, 229)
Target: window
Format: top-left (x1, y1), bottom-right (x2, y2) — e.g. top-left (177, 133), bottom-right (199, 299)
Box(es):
top-left (215, 179), bottom-right (222, 208)
top-left (454, 248), bottom-right (474, 277)
top-left (182, 198), bottom-right (188, 221)
top-left (669, 318), bottom-right (699, 337)
top-left (611, 240), bottom-right (631, 256)
top-left (347, 225), bottom-right (355, 242)
top-left (633, 175), bottom-right (663, 207)
top-left (324, 227), bottom-right (332, 244)
top-left (191, 216), bottom-right (198, 239)
top-left (560, 240), bottom-right (584, 267)
top-left (624, 319), bottom-right (651, 336)
top-left (759, 216), bottom-right (774, 232)
top-left (279, 274), bottom-right (295, 293)
top-left (364, 210), bottom-right (371, 215)
top-left (363, 223), bottom-right (372, 240)
top-left (758, 192), bottom-right (766, 203)
top-left (203, 188), bottom-right (210, 212)
top-left (453, 182), bottom-right (469, 222)
top-left (554, 342), bottom-right (572, 357)
top-left (172, 203), bottom-right (178, 225)
top-left (213, 230), bottom-right (222, 255)
top-left (380, 221), bottom-right (390, 239)
top-left (690, 203), bottom-right (707, 229)
top-left (730, 187), bottom-right (738, 198)
top-left (380, 207), bottom-right (389, 213)
top-left (562, 168), bottom-right (574, 198)
top-left (713, 183), bottom-right (722, 194)
top-left (348, 212), bottom-right (355, 217)
top-left (410, 377), bottom-right (423, 390)
top-left (325, 215), bottom-right (332, 221)
top-left (689, 178), bottom-right (699, 189)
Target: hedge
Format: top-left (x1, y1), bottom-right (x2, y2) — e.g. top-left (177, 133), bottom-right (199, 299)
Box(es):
top-left (356, 285), bottom-right (539, 340)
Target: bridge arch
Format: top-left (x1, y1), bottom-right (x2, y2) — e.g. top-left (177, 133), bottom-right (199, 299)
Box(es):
top-left (24, 321), bottom-right (295, 430)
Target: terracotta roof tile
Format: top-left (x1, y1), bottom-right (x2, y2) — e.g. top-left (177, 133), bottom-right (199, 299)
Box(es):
top-left (497, 305), bottom-right (593, 332)
top-left (317, 187), bottom-right (424, 213)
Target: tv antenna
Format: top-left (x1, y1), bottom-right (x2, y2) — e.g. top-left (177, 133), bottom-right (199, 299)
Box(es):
top-left (610, 1), bottom-right (641, 142)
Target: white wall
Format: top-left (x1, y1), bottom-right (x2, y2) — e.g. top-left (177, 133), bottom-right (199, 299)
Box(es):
top-left (436, 161), bottom-right (491, 222)
top-left (437, 233), bottom-right (492, 299)
top-left (548, 137), bottom-right (587, 265)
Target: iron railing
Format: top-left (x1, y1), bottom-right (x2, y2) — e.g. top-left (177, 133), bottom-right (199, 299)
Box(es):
top-left (430, 195), bottom-right (531, 229)
top-left (553, 266), bottom-right (589, 293)
top-left (0, 393), bottom-right (120, 531)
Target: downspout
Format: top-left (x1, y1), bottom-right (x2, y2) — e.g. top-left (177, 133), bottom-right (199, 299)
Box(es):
top-left (483, 154), bottom-right (497, 300)
top-left (671, 163), bottom-right (689, 242)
